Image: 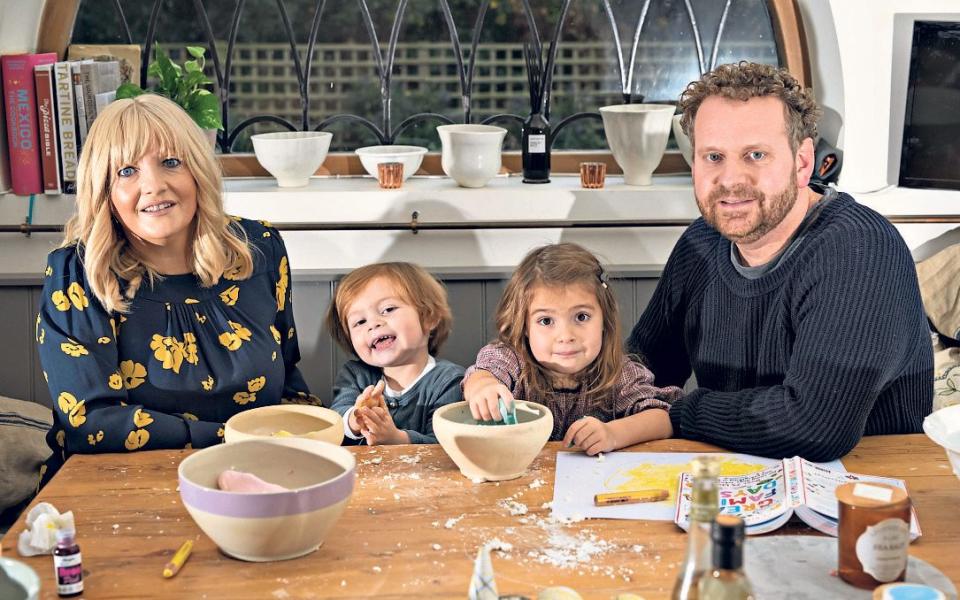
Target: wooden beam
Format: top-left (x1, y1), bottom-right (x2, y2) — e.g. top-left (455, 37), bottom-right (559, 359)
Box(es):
top-left (36, 0), bottom-right (81, 59)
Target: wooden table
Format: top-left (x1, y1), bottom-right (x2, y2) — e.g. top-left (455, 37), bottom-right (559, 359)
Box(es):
top-left (2, 435), bottom-right (958, 599)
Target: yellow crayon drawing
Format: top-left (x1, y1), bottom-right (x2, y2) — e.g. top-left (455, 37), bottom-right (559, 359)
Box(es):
top-left (604, 457), bottom-right (768, 504)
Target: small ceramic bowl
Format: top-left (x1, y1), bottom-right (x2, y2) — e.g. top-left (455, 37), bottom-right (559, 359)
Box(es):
top-left (224, 404), bottom-right (344, 446)
top-left (355, 145), bottom-right (427, 181)
top-left (433, 400), bottom-right (553, 482)
top-left (0, 558), bottom-right (40, 600)
top-left (250, 131), bottom-right (332, 187)
top-left (178, 438), bottom-right (355, 562)
top-left (923, 404), bottom-right (960, 480)
top-left (672, 114), bottom-right (693, 167)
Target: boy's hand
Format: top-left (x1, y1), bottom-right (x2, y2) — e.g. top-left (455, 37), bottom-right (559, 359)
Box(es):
top-left (349, 381), bottom-right (386, 434)
top-left (358, 405), bottom-right (409, 445)
top-left (563, 416), bottom-right (616, 456)
top-left (463, 370), bottom-right (514, 422)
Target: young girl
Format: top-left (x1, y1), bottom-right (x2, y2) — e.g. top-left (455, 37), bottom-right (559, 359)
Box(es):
top-left (326, 262), bottom-right (464, 445)
top-left (463, 243), bottom-right (681, 455)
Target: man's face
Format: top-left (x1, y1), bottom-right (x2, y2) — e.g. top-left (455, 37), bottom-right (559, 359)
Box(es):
top-left (691, 95), bottom-right (802, 245)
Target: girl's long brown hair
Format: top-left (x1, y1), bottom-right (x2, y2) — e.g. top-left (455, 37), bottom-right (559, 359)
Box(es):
top-left (495, 243), bottom-right (624, 409)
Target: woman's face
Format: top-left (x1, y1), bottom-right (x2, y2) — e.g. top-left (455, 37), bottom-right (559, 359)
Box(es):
top-left (110, 146), bottom-right (198, 252)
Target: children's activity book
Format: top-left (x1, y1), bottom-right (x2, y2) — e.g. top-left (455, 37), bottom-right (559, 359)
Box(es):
top-left (673, 456), bottom-right (922, 539)
top-left (552, 451), bottom-right (783, 522)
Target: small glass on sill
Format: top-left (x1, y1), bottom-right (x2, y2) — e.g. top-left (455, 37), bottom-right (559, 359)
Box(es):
top-left (579, 162), bottom-right (606, 189)
top-left (377, 162), bottom-right (404, 189)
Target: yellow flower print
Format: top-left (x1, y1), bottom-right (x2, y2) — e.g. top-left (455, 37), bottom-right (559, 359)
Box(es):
top-left (272, 351), bottom-right (277, 361)
top-left (247, 376), bottom-right (266, 392)
top-left (218, 320), bottom-right (252, 351)
top-left (57, 392), bottom-right (86, 428)
top-left (259, 219), bottom-right (273, 227)
top-left (37, 464), bottom-right (47, 492)
top-left (288, 327), bottom-right (295, 340)
top-left (55, 429), bottom-right (65, 447)
top-left (196, 312), bottom-right (207, 324)
top-left (67, 282), bottom-right (88, 310)
top-left (98, 336), bottom-right (111, 344)
top-left (51, 290), bottom-right (70, 311)
top-left (262, 231), bottom-right (271, 238)
top-left (120, 360), bottom-right (147, 389)
top-left (276, 256), bottom-right (289, 311)
top-left (182, 412), bottom-right (198, 421)
top-left (45, 265), bottom-right (52, 276)
top-left (124, 429), bottom-right (150, 450)
top-left (36, 315), bottom-right (45, 344)
top-left (219, 285), bottom-right (240, 306)
top-left (185, 298), bottom-right (200, 304)
top-left (201, 375), bottom-right (214, 391)
top-left (233, 391), bottom-right (256, 405)
top-left (61, 341), bottom-right (88, 357)
top-left (108, 373), bottom-right (123, 390)
top-left (217, 427), bottom-right (224, 438)
top-left (150, 334), bottom-right (195, 373)
top-left (229, 214), bottom-right (242, 222)
top-left (223, 263), bottom-right (243, 281)
top-left (270, 325), bottom-right (281, 345)
top-left (183, 332), bottom-right (199, 366)
top-left (133, 409), bottom-right (154, 428)
top-left (43, 371), bottom-right (48, 383)
top-left (110, 318), bottom-right (118, 338)
top-left (165, 303), bottom-right (171, 311)
top-left (87, 430), bottom-right (104, 446)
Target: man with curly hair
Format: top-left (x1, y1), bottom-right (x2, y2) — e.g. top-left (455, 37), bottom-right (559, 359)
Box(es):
top-left (628, 62), bottom-right (932, 461)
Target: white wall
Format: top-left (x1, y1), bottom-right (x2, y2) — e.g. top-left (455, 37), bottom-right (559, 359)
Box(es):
top-left (0, 0), bottom-right (44, 54)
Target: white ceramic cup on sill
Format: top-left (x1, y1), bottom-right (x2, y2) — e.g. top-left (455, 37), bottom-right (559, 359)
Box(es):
top-left (251, 131), bottom-right (332, 187)
top-left (437, 124), bottom-right (507, 188)
top-left (599, 104), bottom-right (675, 186)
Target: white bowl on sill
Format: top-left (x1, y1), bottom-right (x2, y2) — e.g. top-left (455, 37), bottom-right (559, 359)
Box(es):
top-left (251, 131), bottom-right (332, 187)
top-left (599, 104), bottom-right (675, 186)
top-left (355, 145), bottom-right (428, 181)
top-left (437, 124), bottom-right (507, 188)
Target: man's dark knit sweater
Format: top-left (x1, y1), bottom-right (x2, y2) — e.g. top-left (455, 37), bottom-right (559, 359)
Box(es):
top-left (627, 192), bottom-right (933, 461)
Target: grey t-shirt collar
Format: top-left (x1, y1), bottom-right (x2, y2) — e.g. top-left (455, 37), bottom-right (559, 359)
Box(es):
top-left (731, 186), bottom-right (837, 279)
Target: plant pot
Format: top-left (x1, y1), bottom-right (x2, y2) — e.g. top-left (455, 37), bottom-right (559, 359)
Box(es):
top-left (437, 124), bottom-right (507, 188)
top-left (599, 104), bottom-right (675, 186)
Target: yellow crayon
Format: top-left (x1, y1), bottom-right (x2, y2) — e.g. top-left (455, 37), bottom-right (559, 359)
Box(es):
top-left (163, 540), bottom-right (193, 578)
top-left (594, 489), bottom-right (669, 506)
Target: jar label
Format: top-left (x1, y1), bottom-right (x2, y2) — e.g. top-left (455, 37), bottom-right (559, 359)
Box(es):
top-left (855, 518), bottom-right (909, 582)
top-left (54, 551), bottom-right (84, 594)
top-left (528, 134), bottom-right (546, 153)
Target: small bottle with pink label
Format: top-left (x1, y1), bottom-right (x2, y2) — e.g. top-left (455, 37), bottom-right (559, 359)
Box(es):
top-left (53, 528), bottom-right (83, 597)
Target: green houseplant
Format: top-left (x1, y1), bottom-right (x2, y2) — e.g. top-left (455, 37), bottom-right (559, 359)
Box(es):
top-left (116, 45), bottom-right (223, 133)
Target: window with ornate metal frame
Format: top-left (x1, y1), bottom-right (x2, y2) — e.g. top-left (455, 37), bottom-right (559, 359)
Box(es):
top-left (36, 0), bottom-right (809, 178)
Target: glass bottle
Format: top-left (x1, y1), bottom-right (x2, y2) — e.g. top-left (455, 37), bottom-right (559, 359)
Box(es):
top-left (671, 455), bottom-right (722, 600)
top-left (521, 112), bottom-right (550, 183)
top-left (53, 528), bottom-right (83, 597)
top-left (697, 515), bottom-right (754, 600)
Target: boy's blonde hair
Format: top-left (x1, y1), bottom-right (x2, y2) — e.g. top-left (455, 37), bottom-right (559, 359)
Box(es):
top-left (62, 93), bottom-right (253, 313)
top-left (326, 262), bottom-right (453, 357)
top-left (495, 243), bottom-right (624, 408)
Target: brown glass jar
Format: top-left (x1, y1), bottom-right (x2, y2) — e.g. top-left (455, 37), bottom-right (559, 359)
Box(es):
top-left (837, 482), bottom-right (911, 590)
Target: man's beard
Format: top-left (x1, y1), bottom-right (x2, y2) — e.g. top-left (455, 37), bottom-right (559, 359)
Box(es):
top-left (697, 172), bottom-right (798, 244)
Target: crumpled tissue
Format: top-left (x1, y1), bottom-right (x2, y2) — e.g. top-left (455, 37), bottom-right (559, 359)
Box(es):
top-left (17, 503), bottom-right (75, 556)
top-left (467, 544), bottom-right (498, 600)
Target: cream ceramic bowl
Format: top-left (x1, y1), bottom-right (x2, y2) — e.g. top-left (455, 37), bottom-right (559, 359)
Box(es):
top-left (433, 400), bottom-right (553, 482)
top-left (0, 558), bottom-right (40, 600)
top-left (178, 438), bottom-right (355, 562)
top-left (250, 131), bottom-right (332, 187)
top-left (672, 113), bottom-right (693, 167)
top-left (355, 145), bottom-right (427, 181)
top-left (599, 104), bottom-right (675, 185)
top-left (923, 404), bottom-right (960, 480)
top-left (224, 404), bottom-right (344, 446)
top-left (436, 124), bottom-right (507, 188)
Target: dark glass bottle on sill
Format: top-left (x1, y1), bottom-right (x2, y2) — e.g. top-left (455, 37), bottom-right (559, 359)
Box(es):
top-left (522, 112), bottom-right (551, 183)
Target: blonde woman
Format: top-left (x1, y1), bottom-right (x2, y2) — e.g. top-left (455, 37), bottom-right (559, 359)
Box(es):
top-left (36, 94), bottom-right (313, 482)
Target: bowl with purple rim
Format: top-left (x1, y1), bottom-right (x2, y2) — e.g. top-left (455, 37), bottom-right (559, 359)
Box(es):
top-left (178, 438), bottom-right (355, 562)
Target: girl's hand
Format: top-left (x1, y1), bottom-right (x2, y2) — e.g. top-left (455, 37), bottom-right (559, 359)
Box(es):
top-left (350, 381), bottom-right (386, 434)
top-left (359, 405), bottom-right (409, 445)
top-left (463, 370), bottom-right (515, 421)
top-left (563, 416), bottom-right (616, 456)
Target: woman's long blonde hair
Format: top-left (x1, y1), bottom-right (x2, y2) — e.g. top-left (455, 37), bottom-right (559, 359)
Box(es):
top-left (495, 243), bottom-right (625, 409)
top-left (62, 94), bottom-right (253, 313)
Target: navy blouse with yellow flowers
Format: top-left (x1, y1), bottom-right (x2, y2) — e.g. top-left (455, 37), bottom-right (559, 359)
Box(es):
top-left (36, 218), bottom-right (312, 479)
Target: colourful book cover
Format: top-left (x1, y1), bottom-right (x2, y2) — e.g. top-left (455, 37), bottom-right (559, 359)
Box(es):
top-left (34, 64), bottom-right (61, 195)
top-left (53, 61), bottom-right (79, 194)
top-left (1, 52), bottom-right (57, 195)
